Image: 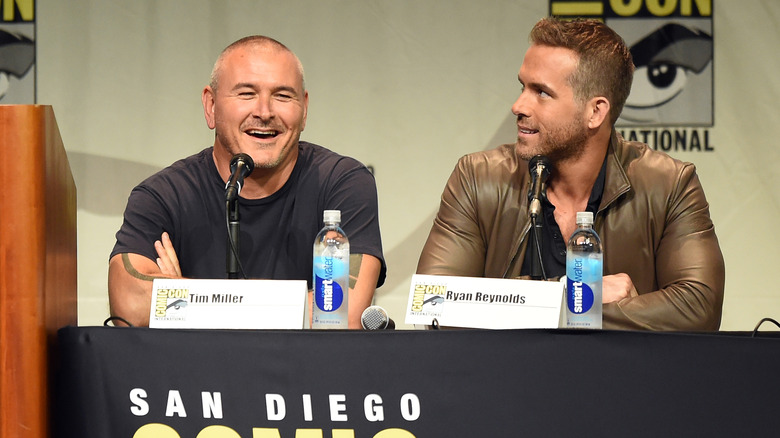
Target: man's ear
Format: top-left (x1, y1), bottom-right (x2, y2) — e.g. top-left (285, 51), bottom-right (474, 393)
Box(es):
top-left (587, 96), bottom-right (611, 129)
top-left (202, 86), bottom-right (217, 130)
top-left (301, 90), bottom-right (309, 131)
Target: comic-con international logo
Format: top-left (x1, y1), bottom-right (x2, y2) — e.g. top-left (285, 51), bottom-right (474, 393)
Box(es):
top-left (409, 282), bottom-right (446, 316)
top-left (549, 0), bottom-right (714, 152)
top-left (154, 288), bottom-right (189, 320)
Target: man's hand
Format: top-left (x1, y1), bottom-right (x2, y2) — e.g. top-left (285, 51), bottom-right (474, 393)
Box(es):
top-left (154, 232), bottom-right (182, 277)
top-left (108, 232), bottom-right (183, 327)
top-left (602, 273), bottom-right (635, 303)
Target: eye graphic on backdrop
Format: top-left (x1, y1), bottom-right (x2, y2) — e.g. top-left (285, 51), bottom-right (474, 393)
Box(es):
top-left (0, 72), bottom-right (9, 99)
top-left (0, 29), bottom-right (35, 101)
top-left (629, 63), bottom-right (688, 108)
top-left (620, 23), bottom-right (713, 125)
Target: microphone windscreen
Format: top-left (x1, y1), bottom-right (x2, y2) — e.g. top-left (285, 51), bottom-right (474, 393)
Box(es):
top-left (361, 306), bottom-right (394, 330)
top-left (230, 153), bottom-right (255, 176)
top-left (528, 155), bottom-right (551, 177)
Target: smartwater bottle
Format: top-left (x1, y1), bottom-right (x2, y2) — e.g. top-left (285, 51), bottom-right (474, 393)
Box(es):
top-left (565, 211), bottom-right (602, 329)
top-left (312, 210), bottom-right (349, 329)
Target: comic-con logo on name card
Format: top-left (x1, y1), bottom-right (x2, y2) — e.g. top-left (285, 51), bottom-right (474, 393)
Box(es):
top-left (407, 279), bottom-right (447, 319)
top-left (549, 0), bottom-right (715, 152)
top-left (153, 288), bottom-right (189, 321)
top-left (1, 0), bottom-right (35, 104)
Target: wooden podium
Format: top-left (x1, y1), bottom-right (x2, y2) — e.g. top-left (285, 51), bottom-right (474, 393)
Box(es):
top-left (0, 106), bottom-right (77, 438)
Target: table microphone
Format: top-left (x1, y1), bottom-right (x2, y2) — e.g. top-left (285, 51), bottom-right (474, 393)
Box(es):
top-left (225, 153), bottom-right (255, 201)
top-left (528, 155), bottom-right (551, 219)
top-left (361, 305), bottom-right (396, 330)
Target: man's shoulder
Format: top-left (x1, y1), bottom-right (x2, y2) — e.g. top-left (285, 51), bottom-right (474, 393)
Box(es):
top-left (132, 147), bottom-right (215, 200)
top-left (162, 147), bottom-right (213, 174)
top-left (461, 143), bottom-right (517, 160)
top-left (614, 135), bottom-right (698, 196)
top-left (300, 140), bottom-right (353, 160)
top-left (616, 136), bottom-right (693, 175)
top-left (298, 141), bottom-right (370, 173)
top-left (140, 147), bottom-right (213, 184)
top-left (455, 143), bottom-right (521, 176)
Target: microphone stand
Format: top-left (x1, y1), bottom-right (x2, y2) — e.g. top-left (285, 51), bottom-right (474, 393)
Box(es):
top-left (226, 198), bottom-right (241, 279)
top-left (224, 153), bottom-right (254, 279)
top-left (529, 212), bottom-right (545, 280)
top-left (527, 155), bottom-right (550, 281)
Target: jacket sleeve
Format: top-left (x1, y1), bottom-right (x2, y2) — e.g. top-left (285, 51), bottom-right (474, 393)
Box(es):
top-left (416, 157), bottom-right (488, 277)
top-left (603, 164), bottom-right (725, 331)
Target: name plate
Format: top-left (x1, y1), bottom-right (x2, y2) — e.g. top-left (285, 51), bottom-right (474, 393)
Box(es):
top-left (149, 279), bottom-right (307, 329)
top-left (405, 274), bottom-right (564, 329)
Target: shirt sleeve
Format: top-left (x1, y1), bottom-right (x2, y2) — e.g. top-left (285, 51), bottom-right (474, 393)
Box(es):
top-left (322, 160), bottom-right (387, 287)
top-left (110, 183), bottom-right (176, 263)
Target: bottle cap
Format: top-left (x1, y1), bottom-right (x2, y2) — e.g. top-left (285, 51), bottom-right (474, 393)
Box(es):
top-left (323, 209), bottom-right (341, 224)
top-left (576, 211), bottom-right (593, 225)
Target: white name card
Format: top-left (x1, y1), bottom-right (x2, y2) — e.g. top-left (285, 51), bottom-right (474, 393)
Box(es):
top-left (405, 274), bottom-right (564, 329)
top-left (149, 278), bottom-right (307, 329)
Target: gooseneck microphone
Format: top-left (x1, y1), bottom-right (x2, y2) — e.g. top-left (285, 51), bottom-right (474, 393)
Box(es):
top-left (225, 153), bottom-right (255, 202)
top-left (528, 155), bottom-right (551, 219)
top-left (361, 306), bottom-right (396, 330)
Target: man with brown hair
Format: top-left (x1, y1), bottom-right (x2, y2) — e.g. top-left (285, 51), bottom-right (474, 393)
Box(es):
top-left (417, 18), bottom-right (724, 330)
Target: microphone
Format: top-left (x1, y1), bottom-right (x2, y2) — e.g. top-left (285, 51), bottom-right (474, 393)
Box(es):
top-left (528, 155), bottom-right (551, 219)
top-left (225, 153), bottom-right (255, 202)
top-left (361, 306), bottom-right (396, 330)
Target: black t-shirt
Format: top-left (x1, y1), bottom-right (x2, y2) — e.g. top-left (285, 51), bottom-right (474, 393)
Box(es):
top-left (111, 142), bottom-right (386, 288)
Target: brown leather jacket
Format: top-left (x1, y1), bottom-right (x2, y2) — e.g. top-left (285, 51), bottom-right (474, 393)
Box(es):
top-left (416, 132), bottom-right (725, 330)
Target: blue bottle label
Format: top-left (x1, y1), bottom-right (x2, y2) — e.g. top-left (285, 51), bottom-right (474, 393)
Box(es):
top-left (314, 276), bottom-right (345, 312)
top-left (566, 252), bottom-right (601, 315)
top-left (313, 255), bottom-right (346, 312)
top-left (566, 276), bottom-right (595, 314)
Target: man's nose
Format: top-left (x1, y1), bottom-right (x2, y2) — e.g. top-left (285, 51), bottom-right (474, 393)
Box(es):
top-left (511, 93), bottom-right (529, 118)
top-left (253, 97), bottom-right (274, 120)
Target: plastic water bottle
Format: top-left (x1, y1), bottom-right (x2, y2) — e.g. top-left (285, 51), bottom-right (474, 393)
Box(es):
top-left (565, 211), bottom-right (602, 329)
top-left (312, 210), bottom-right (349, 329)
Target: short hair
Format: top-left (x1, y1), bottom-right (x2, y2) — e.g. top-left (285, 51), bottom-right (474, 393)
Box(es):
top-left (530, 17), bottom-right (634, 125)
top-left (209, 35), bottom-right (306, 93)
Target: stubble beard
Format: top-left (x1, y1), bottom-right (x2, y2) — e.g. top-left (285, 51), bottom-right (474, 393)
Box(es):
top-left (516, 118), bottom-right (589, 165)
top-left (253, 141), bottom-right (291, 170)
top-left (215, 128), bottom-right (294, 171)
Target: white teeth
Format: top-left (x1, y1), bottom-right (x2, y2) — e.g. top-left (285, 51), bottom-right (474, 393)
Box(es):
top-left (248, 129), bottom-right (277, 137)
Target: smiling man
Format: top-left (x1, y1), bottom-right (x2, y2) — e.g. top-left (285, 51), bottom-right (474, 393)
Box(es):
top-left (109, 36), bottom-right (385, 328)
top-left (416, 18), bottom-right (724, 331)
